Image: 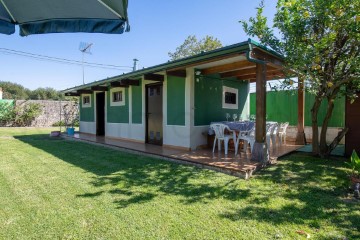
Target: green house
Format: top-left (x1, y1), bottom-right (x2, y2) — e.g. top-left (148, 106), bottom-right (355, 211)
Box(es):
top-left (63, 39), bottom-right (289, 160)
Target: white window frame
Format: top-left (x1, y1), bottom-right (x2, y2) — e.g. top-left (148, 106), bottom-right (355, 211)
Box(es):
top-left (222, 86), bottom-right (238, 109)
top-left (110, 87), bottom-right (126, 106)
top-left (82, 94), bottom-right (91, 108)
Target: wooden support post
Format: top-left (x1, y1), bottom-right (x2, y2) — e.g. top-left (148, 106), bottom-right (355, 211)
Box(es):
top-left (251, 63), bottom-right (269, 163)
top-left (295, 77), bottom-right (306, 145)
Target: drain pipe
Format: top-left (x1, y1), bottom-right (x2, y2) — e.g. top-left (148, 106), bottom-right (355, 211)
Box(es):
top-left (245, 38), bottom-right (267, 64)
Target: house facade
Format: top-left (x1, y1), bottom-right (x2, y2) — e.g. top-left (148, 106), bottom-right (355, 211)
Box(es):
top-left (63, 39), bottom-right (287, 157)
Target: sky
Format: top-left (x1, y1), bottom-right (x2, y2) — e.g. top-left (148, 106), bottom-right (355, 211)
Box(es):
top-left (0, 0), bottom-right (277, 91)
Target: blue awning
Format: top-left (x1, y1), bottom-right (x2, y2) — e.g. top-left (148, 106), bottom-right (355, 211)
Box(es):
top-left (0, 0), bottom-right (130, 36)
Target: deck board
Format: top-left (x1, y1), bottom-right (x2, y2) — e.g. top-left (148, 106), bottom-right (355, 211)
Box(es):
top-left (64, 133), bottom-right (303, 179)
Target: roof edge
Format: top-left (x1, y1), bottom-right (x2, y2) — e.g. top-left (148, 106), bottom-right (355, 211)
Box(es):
top-left (62, 39), bottom-right (284, 93)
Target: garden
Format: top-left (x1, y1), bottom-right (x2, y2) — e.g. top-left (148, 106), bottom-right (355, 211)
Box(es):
top-left (0, 128), bottom-right (359, 239)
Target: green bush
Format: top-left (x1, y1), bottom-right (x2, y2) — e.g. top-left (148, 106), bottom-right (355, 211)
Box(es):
top-left (0, 102), bottom-right (42, 127)
top-left (52, 120), bottom-right (65, 127)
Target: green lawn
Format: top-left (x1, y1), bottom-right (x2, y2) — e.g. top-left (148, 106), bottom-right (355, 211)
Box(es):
top-left (0, 128), bottom-right (359, 239)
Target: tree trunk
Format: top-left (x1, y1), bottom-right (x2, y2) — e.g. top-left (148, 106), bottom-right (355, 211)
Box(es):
top-left (326, 127), bottom-right (349, 156)
top-left (311, 96), bottom-right (322, 156)
top-left (319, 97), bottom-right (335, 157)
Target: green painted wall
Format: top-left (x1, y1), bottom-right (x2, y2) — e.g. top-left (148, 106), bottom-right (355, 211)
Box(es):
top-left (80, 93), bottom-right (94, 122)
top-left (194, 74), bottom-right (249, 126)
top-left (167, 75), bottom-right (186, 126)
top-left (131, 79), bottom-right (142, 124)
top-left (107, 88), bottom-right (129, 123)
top-left (250, 90), bottom-right (345, 127)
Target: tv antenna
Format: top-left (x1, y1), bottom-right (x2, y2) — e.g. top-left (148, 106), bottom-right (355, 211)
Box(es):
top-left (79, 42), bottom-right (93, 84)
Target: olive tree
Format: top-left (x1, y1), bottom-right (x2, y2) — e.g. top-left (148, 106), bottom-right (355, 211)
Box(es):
top-left (241, 0), bottom-right (360, 157)
top-left (168, 35), bottom-right (222, 61)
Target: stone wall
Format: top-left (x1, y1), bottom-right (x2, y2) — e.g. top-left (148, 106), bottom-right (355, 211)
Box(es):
top-left (15, 100), bottom-right (78, 127)
top-left (286, 125), bottom-right (345, 144)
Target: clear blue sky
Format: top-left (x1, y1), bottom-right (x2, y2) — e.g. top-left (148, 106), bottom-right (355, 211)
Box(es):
top-left (0, 0), bottom-right (277, 90)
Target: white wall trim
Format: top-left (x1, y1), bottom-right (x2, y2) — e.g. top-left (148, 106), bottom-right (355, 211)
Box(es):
top-left (81, 94), bottom-right (92, 108)
top-left (80, 121), bottom-right (96, 134)
top-left (222, 86), bottom-right (238, 109)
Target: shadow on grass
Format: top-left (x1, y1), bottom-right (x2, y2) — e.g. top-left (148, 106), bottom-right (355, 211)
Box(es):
top-left (15, 134), bottom-right (250, 207)
top-left (220, 154), bottom-right (360, 238)
top-left (14, 134), bottom-right (360, 238)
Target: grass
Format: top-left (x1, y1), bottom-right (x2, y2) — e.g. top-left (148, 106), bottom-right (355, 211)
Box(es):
top-left (0, 127), bottom-right (359, 239)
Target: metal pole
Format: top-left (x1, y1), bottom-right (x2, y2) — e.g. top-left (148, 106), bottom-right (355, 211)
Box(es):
top-left (82, 52), bottom-right (85, 84)
top-left (59, 99), bottom-right (62, 132)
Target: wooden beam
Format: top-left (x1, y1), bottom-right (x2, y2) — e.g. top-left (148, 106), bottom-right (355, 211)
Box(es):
top-left (220, 68), bottom-right (256, 78)
top-left (240, 71), bottom-right (285, 81)
top-left (120, 79), bottom-right (140, 86)
top-left (65, 92), bottom-right (80, 96)
top-left (250, 48), bottom-right (284, 68)
top-left (77, 90), bottom-right (93, 94)
top-left (220, 65), bottom-right (278, 78)
top-left (110, 82), bottom-right (129, 88)
top-left (91, 86), bottom-right (108, 91)
top-left (167, 69), bottom-right (187, 78)
top-left (144, 73), bottom-right (164, 82)
top-left (255, 64), bottom-right (267, 144)
top-left (201, 61), bottom-right (255, 75)
top-left (251, 63), bottom-right (269, 163)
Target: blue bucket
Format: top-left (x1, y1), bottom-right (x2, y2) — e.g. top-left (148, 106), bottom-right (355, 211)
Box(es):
top-left (67, 127), bottom-right (75, 136)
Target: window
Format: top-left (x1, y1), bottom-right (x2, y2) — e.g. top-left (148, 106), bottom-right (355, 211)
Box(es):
top-left (82, 94), bottom-right (91, 108)
top-left (113, 91), bottom-right (122, 102)
top-left (83, 96), bottom-right (90, 104)
top-left (222, 86), bottom-right (238, 109)
top-left (110, 87), bottom-right (126, 106)
top-left (225, 92), bottom-right (236, 104)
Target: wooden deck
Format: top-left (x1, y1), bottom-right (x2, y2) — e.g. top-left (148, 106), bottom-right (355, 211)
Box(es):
top-left (63, 133), bottom-right (303, 179)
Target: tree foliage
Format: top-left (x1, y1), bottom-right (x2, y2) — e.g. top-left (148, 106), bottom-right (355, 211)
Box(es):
top-left (168, 35), bottom-right (223, 61)
top-left (29, 87), bottom-right (64, 100)
top-left (241, 0), bottom-right (359, 157)
top-left (0, 81), bottom-right (30, 100)
top-left (0, 102), bottom-right (42, 127)
top-left (0, 81), bottom-right (65, 100)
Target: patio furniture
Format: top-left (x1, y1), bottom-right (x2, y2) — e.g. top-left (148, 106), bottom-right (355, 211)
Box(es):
top-left (278, 122), bottom-right (289, 145)
top-left (210, 123), bottom-right (236, 155)
top-left (266, 122), bottom-right (278, 148)
top-left (209, 121), bottom-right (255, 133)
top-left (235, 122), bottom-right (255, 154)
top-left (271, 122), bottom-right (280, 149)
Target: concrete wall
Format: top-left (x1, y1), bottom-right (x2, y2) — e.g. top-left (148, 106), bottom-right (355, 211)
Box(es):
top-left (15, 100), bottom-right (77, 127)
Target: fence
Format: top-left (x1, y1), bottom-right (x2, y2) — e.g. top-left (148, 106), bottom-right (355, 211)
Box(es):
top-left (250, 90), bottom-right (345, 127)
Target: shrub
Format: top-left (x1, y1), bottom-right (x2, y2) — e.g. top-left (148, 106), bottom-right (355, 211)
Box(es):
top-left (0, 102), bottom-right (42, 127)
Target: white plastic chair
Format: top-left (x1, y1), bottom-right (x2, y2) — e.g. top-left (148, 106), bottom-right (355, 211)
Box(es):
top-left (271, 122), bottom-right (280, 149)
top-left (278, 122), bottom-right (289, 145)
top-left (266, 122), bottom-right (278, 148)
top-left (210, 123), bottom-right (236, 155)
top-left (235, 124), bottom-right (255, 155)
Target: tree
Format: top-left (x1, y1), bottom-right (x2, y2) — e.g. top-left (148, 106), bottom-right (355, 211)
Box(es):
top-left (241, 0), bottom-right (359, 157)
top-left (29, 87), bottom-right (65, 100)
top-left (0, 81), bottom-right (66, 100)
top-left (168, 35), bottom-right (223, 61)
top-left (0, 81), bottom-right (30, 100)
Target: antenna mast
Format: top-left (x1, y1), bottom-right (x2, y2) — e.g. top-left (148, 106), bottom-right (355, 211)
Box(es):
top-left (79, 42), bottom-right (93, 84)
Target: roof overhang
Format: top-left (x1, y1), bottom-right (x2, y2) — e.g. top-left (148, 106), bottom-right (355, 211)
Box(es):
top-left (63, 39), bottom-right (290, 94)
